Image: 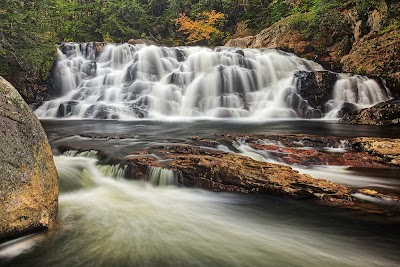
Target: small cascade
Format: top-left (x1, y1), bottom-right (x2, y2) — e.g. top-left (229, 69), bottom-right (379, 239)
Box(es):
top-left (63, 150), bottom-right (99, 158)
top-left (35, 43), bottom-right (390, 120)
top-left (55, 156), bottom-right (98, 192)
top-left (325, 75), bottom-right (391, 118)
top-left (57, 150), bottom-right (126, 192)
top-left (147, 166), bottom-right (179, 186)
top-left (97, 164), bottom-right (126, 179)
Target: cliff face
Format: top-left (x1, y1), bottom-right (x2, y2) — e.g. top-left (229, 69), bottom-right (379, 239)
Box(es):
top-left (225, 0), bottom-right (400, 94)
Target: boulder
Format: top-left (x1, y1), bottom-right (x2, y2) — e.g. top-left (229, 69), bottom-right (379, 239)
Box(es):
top-left (339, 102), bottom-right (358, 118)
top-left (0, 77), bottom-right (58, 241)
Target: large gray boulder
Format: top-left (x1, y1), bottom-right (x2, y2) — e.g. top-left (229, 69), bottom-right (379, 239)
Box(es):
top-left (0, 76), bottom-right (58, 241)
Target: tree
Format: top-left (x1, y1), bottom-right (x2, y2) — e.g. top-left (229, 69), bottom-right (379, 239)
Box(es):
top-left (0, 0), bottom-right (57, 78)
top-left (175, 10), bottom-right (226, 45)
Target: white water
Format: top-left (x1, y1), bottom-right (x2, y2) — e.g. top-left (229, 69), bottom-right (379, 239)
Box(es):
top-left (325, 75), bottom-right (391, 118)
top-left (35, 43), bottom-right (389, 120)
top-left (2, 154), bottom-right (398, 266)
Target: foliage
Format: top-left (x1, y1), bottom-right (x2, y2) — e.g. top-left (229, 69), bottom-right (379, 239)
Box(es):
top-left (175, 10), bottom-right (226, 45)
top-left (356, 65), bottom-right (366, 75)
top-left (0, 0), bottom-right (57, 78)
top-left (1, 0), bottom-right (399, 81)
top-left (232, 21), bottom-right (253, 39)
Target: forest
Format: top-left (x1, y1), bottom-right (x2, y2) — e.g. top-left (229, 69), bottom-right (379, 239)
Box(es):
top-left (0, 0), bottom-right (398, 79)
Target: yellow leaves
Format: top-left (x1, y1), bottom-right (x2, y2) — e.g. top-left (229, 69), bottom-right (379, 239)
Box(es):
top-left (175, 10), bottom-right (225, 45)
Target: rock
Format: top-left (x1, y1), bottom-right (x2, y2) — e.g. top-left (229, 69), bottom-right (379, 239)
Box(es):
top-left (225, 36), bottom-right (255, 48)
top-left (342, 99), bottom-right (400, 125)
top-left (352, 137), bottom-right (400, 166)
top-left (225, 14), bottom-right (353, 71)
top-left (341, 29), bottom-right (400, 80)
top-left (124, 144), bottom-right (353, 205)
top-left (339, 102), bottom-right (358, 118)
top-left (56, 101), bottom-right (78, 117)
top-left (294, 70), bottom-right (338, 114)
top-left (0, 77), bottom-right (58, 241)
top-left (385, 72), bottom-right (400, 98)
top-left (127, 39), bottom-right (156, 45)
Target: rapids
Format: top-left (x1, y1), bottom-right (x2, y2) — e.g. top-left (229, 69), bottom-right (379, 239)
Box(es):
top-left (34, 43), bottom-right (390, 120)
top-left (1, 120), bottom-right (400, 266)
top-left (1, 153), bottom-right (399, 267)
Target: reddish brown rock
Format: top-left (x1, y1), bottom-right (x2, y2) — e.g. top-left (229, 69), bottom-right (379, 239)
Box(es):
top-left (124, 144), bottom-right (353, 205)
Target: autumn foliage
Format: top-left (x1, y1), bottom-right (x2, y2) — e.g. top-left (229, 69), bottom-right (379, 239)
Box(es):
top-left (175, 10), bottom-right (225, 45)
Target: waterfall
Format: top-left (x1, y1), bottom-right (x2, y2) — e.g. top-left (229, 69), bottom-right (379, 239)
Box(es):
top-left (35, 43), bottom-right (389, 119)
top-left (325, 75), bottom-right (391, 118)
top-left (147, 166), bottom-right (180, 186)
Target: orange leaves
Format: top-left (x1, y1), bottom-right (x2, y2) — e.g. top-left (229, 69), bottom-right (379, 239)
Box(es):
top-left (175, 10), bottom-right (225, 45)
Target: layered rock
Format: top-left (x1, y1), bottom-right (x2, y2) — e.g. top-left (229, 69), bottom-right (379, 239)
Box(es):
top-left (0, 77), bottom-right (58, 241)
top-left (127, 39), bottom-right (156, 45)
top-left (216, 133), bottom-right (400, 168)
top-left (124, 144), bottom-right (353, 205)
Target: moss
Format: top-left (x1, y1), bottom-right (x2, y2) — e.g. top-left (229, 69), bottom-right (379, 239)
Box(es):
top-left (356, 66), bottom-right (366, 75)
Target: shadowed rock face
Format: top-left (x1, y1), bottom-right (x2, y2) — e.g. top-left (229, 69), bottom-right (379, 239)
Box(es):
top-left (0, 77), bottom-right (58, 242)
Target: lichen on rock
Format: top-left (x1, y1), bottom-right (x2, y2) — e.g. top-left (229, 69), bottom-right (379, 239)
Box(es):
top-left (0, 76), bottom-right (58, 242)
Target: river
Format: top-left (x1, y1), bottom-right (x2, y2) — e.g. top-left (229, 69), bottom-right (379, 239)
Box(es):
top-left (1, 119), bottom-right (399, 267)
top-left (1, 43), bottom-right (399, 266)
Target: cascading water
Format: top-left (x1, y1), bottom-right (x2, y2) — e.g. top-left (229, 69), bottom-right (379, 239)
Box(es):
top-left (325, 75), bottom-right (391, 118)
top-left (35, 43), bottom-right (390, 120)
top-left (147, 166), bottom-right (180, 186)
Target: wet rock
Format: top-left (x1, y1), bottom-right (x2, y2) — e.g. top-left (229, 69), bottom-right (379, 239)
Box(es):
top-left (217, 133), bottom-right (399, 168)
top-left (56, 101), bottom-right (78, 117)
top-left (124, 144), bottom-right (353, 205)
top-left (0, 77), bottom-right (58, 241)
top-left (217, 133), bottom-right (343, 149)
top-left (294, 70), bottom-right (338, 113)
top-left (358, 188), bottom-right (399, 200)
top-left (339, 102), bottom-right (358, 118)
top-left (342, 100), bottom-right (400, 125)
top-left (84, 104), bottom-right (118, 119)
